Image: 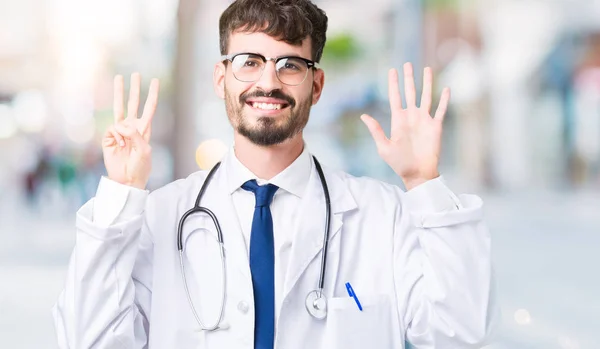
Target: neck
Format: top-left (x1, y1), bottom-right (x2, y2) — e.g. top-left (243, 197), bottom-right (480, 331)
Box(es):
top-left (233, 132), bottom-right (304, 180)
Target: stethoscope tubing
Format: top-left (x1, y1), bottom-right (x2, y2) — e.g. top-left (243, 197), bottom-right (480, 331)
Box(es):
top-left (312, 157), bottom-right (331, 294)
top-left (177, 155), bottom-right (331, 328)
top-left (177, 162), bottom-right (223, 251)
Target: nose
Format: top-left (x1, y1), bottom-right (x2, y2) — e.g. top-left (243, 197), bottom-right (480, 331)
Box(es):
top-left (254, 60), bottom-right (283, 91)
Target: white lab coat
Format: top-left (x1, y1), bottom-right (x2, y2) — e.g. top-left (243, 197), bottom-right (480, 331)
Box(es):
top-left (53, 153), bottom-right (498, 349)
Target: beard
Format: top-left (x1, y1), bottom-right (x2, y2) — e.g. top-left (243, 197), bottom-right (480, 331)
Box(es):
top-left (225, 85), bottom-right (312, 146)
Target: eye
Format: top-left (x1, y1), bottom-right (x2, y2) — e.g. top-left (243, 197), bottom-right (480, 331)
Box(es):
top-left (233, 54), bottom-right (263, 70)
top-left (283, 62), bottom-right (300, 70)
top-left (278, 58), bottom-right (306, 72)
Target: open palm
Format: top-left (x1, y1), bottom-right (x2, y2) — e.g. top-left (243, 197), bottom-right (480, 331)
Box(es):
top-left (102, 73), bottom-right (160, 189)
top-left (361, 63), bottom-right (450, 190)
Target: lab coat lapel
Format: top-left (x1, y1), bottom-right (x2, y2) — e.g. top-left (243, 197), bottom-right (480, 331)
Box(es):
top-left (282, 165), bottom-right (357, 301)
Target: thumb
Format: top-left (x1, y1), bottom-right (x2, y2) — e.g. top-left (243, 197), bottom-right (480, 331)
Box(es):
top-left (114, 123), bottom-right (147, 151)
top-left (360, 114), bottom-right (388, 149)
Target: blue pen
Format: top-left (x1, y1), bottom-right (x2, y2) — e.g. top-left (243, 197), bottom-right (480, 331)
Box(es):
top-left (345, 282), bottom-right (363, 311)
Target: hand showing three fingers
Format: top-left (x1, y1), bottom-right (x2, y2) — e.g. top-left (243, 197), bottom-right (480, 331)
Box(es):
top-left (361, 63), bottom-right (450, 191)
top-left (102, 73), bottom-right (160, 190)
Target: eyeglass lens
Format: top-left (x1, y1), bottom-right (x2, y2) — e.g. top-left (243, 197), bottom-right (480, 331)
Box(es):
top-left (230, 54), bottom-right (309, 85)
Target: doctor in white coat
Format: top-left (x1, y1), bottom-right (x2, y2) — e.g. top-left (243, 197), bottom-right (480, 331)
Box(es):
top-left (53, 0), bottom-right (498, 348)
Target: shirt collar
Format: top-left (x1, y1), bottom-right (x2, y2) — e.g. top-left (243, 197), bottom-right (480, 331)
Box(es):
top-left (225, 144), bottom-right (312, 198)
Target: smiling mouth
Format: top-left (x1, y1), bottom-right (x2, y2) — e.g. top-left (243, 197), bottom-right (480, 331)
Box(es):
top-left (246, 102), bottom-right (290, 111)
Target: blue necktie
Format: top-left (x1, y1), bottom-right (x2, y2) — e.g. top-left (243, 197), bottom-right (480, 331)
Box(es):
top-left (242, 179), bottom-right (278, 349)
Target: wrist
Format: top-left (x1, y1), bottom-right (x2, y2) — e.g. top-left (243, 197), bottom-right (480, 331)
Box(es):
top-left (125, 179), bottom-right (148, 190)
top-left (402, 172), bottom-right (439, 191)
top-left (107, 175), bottom-right (148, 190)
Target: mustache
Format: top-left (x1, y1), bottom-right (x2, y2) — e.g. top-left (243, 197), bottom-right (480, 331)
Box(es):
top-left (240, 89), bottom-right (296, 108)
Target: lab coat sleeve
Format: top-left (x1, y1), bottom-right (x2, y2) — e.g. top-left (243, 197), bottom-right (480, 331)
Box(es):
top-left (393, 177), bottom-right (499, 348)
top-left (52, 177), bottom-right (153, 349)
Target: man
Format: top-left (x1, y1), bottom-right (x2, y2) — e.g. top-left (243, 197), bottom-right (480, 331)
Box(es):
top-left (53, 0), bottom-right (498, 348)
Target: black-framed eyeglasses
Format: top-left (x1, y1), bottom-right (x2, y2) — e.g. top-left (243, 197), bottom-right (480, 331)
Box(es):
top-left (221, 52), bottom-right (319, 86)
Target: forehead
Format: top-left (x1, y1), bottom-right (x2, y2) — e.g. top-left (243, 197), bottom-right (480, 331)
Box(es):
top-left (227, 31), bottom-right (312, 58)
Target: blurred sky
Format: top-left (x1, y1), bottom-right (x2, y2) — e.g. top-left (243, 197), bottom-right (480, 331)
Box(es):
top-left (1, 0), bottom-right (600, 348)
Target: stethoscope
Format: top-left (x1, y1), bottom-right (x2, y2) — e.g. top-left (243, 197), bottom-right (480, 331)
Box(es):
top-left (177, 156), bottom-right (332, 331)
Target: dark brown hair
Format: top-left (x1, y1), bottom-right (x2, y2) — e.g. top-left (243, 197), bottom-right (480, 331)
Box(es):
top-left (219, 0), bottom-right (328, 62)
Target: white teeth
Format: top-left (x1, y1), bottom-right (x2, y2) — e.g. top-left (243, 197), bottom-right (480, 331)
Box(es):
top-left (251, 102), bottom-right (283, 110)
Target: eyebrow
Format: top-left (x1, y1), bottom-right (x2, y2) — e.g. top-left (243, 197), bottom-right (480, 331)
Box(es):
top-left (239, 52), bottom-right (307, 58)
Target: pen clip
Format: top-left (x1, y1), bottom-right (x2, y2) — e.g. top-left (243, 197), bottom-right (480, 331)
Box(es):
top-left (345, 282), bottom-right (363, 311)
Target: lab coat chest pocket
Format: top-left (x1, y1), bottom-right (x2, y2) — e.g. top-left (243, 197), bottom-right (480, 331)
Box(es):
top-left (323, 294), bottom-right (393, 349)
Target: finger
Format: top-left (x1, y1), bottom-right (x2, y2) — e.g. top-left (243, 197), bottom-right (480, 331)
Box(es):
top-left (103, 126), bottom-right (125, 147)
top-left (360, 114), bottom-right (388, 149)
top-left (142, 123), bottom-right (152, 143)
top-left (127, 72), bottom-right (141, 120)
top-left (140, 78), bottom-right (160, 138)
top-left (403, 62), bottom-right (416, 107)
top-left (115, 122), bottom-right (147, 151)
top-left (388, 69), bottom-right (403, 112)
top-left (420, 67), bottom-right (433, 113)
top-left (434, 87), bottom-right (451, 123)
top-left (113, 75), bottom-right (124, 123)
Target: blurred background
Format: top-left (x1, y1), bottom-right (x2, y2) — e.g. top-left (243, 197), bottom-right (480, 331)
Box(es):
top-left (1, 0), bottom-right (599, 347)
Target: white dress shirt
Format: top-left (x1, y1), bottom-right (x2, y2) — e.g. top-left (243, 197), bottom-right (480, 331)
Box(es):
top-left (226, 145), bottom-right (312, 323)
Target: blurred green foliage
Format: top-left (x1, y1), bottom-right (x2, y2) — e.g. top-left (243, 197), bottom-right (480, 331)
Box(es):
top-left (321, 33), bottom-right (360, 64)
top-left (423, 0), bottom-right (460, 10)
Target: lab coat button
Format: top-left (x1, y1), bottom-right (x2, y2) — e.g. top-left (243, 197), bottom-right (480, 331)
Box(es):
top-left (238, 301), bottom-right (249, 314)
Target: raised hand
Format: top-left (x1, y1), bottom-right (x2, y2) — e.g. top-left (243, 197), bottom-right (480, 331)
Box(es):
top-left (102, 73), bottom-right (160, 189)
top-left (361, 62), bottom-right (450, 191)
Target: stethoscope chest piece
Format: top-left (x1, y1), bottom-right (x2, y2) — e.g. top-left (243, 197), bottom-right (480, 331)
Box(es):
top-left (305, 289), bottom-right (328, 320)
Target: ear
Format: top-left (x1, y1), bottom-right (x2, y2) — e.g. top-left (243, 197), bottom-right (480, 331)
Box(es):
top-left (214, 62), bottom-right (226, 99)
top-left (311, 68), bottom-right (325, 105)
